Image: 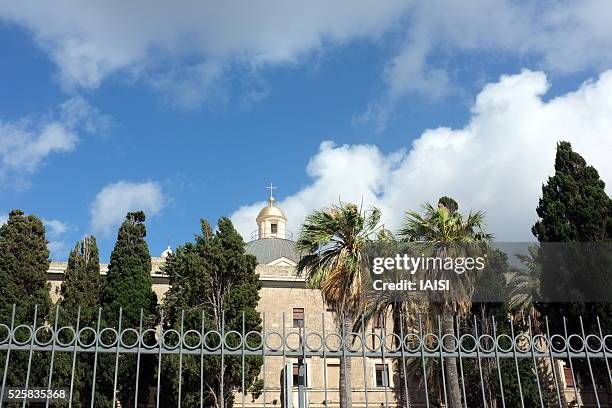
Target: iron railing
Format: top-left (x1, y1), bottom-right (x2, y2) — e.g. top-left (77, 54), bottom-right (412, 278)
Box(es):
top-left (0, 305), bottom-right (611, 407)
top-left (250, 230), bottom-right (294, 240)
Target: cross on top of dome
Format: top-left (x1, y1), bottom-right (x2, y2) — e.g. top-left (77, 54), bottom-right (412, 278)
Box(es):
top-left (254, 183), bottom-right (290, 240)
top-left (266, 182), bottom-right (276, 201)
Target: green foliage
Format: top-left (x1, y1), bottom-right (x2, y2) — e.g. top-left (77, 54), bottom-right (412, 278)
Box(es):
top-left (533, 141), bottom-right (611, 301)
top-left (400, 197), bottom-right (492, 407)
top-left (296, 202), bottom-right (381, 408)
top-left (472, 248), bottom-right (510, 304)
top-left (60, 236), bottom-right (102, 323)
top-left (0, 210), bottom-right (52, 391)
top-left (296, 202), bottom-right (382, 315)
top-left (0, 210), bottom-right (52, 322)
top-left (48, 236), bottom-right (102, 407)
top-left (103, 211), bottom-right (157, 325)
top-left (438, 196), bottom-right (458, 214)
top-left (161, 217), bottom-right (262, 408)
top-left (533, 141), bottom-right (611, 242)
top-left (532, 141), bottom-right (612, 392)
top-left (532, 142), bottom-right (611, 308)
top-left (507, 245), bottom-right (542, 311)
top-left (399, 198), bottom-right (492, 313)
top-left (98, 211), bottom-right (158, 407)
top-left (400, 201), bottom-right (491, 244)
top-left (466, 252), bottom-right (544, 408)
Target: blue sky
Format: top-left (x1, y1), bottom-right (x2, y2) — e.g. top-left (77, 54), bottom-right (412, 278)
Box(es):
top-left (1, 2), bottom-right (612, 261)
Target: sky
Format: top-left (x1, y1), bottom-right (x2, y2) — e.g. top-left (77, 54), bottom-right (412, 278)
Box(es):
top-left (1, 1), bottom-right (612, 261)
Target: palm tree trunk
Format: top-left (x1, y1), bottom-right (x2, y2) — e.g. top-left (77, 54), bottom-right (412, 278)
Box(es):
top-left (339, 315), bottom-right (353, 408)
top-left (443, 314), bottom-right (463, 408)
top-left (393, 305), bottom-right (412, 407)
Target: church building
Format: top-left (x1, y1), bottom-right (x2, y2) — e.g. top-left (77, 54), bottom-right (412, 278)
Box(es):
top-left (46, 189), bottom-right (402, 407)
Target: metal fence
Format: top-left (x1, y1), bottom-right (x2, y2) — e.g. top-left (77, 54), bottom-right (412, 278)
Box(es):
top-left (1, 304), bottom-right (611, 408)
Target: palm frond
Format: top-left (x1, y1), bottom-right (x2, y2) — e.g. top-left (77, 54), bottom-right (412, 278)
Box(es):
top-left (296, 202), bottom-right (382, 315)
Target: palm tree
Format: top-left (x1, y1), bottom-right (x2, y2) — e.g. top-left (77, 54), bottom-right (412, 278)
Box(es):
top-left (296, 202), bottom-right (382, 408)
top-left (508, 244), bottom-right (542, 313)
top-left (358, 229), bottom-right (422, 407)
top-left (398, 198), bottom-right (491, 408)
top-left (508, 245), bottom-right (568, 406)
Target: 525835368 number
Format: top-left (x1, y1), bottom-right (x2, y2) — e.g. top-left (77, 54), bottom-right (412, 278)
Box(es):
top-left (3, 388), bottom-right (68, 402)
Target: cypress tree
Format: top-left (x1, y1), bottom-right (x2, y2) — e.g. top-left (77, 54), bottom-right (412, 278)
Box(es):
top-left (103, 211), bottom-right (157, 324)
top-left (533, 141), bottom-right (611, 243)
top-left (60, 236), bottom-right (102, 323)
top-left (532, 141), bottom-right (611, 300)
top-left (0, 210), bottom-right (52, 388)
top-left (161, 217), bottom-right (263, 407)
top-left (532, 141), bottom-right (612, 393)
top-left (98, 211), bottom-right (158, 407)
top-left (52, 236), bottom-right (102, 406)
top-left (0, 210), bottom-right (52, 321)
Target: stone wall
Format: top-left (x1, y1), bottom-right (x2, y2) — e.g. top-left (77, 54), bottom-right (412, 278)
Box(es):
top-left (46, 261), bottom-right (405, 407)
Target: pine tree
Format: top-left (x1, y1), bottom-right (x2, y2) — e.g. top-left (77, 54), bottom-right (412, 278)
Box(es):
top-left (161, 217), bottom-right (263, 408)
top-left (98, 211), bottom-right (158, 407)
top-left (0, 210), bottom-right (52, 389)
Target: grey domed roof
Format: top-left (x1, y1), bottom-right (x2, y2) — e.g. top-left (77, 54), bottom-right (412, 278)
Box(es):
top-left (245, 238), bottom-right (299, 265)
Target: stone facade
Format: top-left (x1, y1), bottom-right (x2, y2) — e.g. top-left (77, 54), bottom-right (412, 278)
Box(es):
top-left (46, 258), bottom-right (406, 407)
top-left (47, 256), bottom-right (169, 304)
top-left (44, 195), bottom-right (409, 407)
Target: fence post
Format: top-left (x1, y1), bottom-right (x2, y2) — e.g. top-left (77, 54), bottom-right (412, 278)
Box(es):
top-left (297, 357), bottom-right (306, 408)
top-left (0, 304), bottom-right (16, 408)
top-left (0, 307), bottom-right (610, 408)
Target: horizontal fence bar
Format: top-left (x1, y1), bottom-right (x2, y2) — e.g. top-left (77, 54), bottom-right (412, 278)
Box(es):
top-left (1, 307), bottom-right (610, 408)
top-left (0, 344), bottom-right (610, 359)
top-left (1, 330), bottom-right (610, 359)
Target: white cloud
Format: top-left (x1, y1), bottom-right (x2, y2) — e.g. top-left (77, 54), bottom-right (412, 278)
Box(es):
top-left (44, 219), bottom-right (69, 236)
top-left (0, 213), bottom-right (70, 258)
top-left (0, 97), bottom-right (110, 187)
top-left (362, 0), bottom-right (612, 128)
top-left (231, 141), bottom-right (402, 240)
top-left (59, 96), bottom-right (113, 134)
top-left (3, 2), bottom-right (612, 113)
top-left (0, 121), bottom-right (77, 186)
top-left (232, 69), bottom-right (612, 241)
top-left (43, 218), bottom-right (71, 259)
top-left (0, 0), bottom-right (408, 105)
top-left (90, 181), bottom-right (166, 236)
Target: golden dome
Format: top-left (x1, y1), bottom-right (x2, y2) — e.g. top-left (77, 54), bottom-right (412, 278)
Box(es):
top-left (256, 197), bottom-right (287, 222)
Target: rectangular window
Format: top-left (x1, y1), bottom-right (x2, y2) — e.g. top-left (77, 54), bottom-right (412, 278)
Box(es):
top-left (293, 363), bottom-right (300, 387)
top-left (564, 367), bottom-right (575, 387)
top-left (292, 363), bottom-right (308, 387)
top-left (271, 223), bottom-right (278, 234)
top-left (293, 308), bottom-right (305, 327)
top-left (375, 364), bottom-right (389, 387)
